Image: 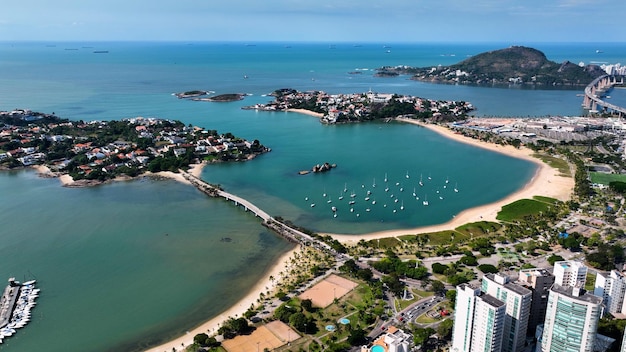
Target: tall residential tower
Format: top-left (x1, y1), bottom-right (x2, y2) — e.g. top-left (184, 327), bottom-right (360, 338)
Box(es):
top-left (451, 284), bottom-right (506, 352)
top-left (518, 267), bottom-right (555, 335)
top-left (482, 273), bottom-right (532, 352)
top-left (540, 285), bottom-right (603, 352)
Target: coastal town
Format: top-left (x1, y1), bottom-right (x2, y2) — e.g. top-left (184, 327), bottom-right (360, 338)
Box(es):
top-left (0, 109), bottom-right (269, 186)
top-left (148, 105), bottom-right (626, 352)
top-left (4, 91), bottom-right (626, 351)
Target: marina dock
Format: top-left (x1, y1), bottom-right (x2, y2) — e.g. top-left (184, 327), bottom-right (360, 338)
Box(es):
top-left (0, 278), bottom-right (39, 343)
top-left (0, 279), bottom-right (20, 328)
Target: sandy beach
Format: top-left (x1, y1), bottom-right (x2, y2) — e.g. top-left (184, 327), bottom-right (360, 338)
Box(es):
top-left (33, 115), bottom-right (572, 351)
top-left (286, 108), bottom-right (324, 118)
top-left (326, 118), bottom-right (574, 243)
top-left (144, 247), bottom-right (298, 352)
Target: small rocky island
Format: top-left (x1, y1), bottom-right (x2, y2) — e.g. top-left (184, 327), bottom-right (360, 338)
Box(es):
top-left (376, 46), bottom-right (606, 87)
top-left (198, 94), bottom-right (247, 102)
top-left (0, 109), bottom-right (270, 186)
top-left (299, 162), bottom-right (336, 175)
top-left (175, 90), bottom-right (210, 99)
top-left (175, 91), bottom-right (247, 102)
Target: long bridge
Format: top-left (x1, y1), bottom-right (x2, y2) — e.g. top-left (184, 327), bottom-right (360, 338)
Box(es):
top-left (582, 74), bottom-right (626, 116)
top-left (180, 171), bottom-right (336, 253)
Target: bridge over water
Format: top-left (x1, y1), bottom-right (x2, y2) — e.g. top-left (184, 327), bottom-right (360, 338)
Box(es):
top-left (180, 171), bottom-right (335, 253)
top-left (582, 74), bottom-right (626, 116)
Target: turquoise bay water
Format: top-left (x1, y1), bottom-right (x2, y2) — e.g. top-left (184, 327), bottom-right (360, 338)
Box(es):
top-left (0, 42), bottom-right (624, 351)
top-left (0, 171), bottom-right (292, 351)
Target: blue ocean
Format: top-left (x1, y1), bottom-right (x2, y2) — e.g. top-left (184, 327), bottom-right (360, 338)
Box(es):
top-left (0, 41), bottom-right (624, 351)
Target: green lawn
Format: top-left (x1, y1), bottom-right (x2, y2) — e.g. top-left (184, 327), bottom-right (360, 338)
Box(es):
top-left (589, 172), bottom-right (626, 185)
top-left (496, 199), bottom-right (551, 222)
top-left (532, 196), bottom-right (559, 205)
top-left (366, 237), bottom-right (400, 249)
top-left (455, 221), bottom-right (503, 237)
top-left (533, 153), bottom-right (571, 176)
top-left (400, 230), bottom-right (470, 246)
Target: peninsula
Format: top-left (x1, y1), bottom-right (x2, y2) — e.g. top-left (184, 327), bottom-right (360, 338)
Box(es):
top-left (377, 46), bottom-right (606, 87)
top-left (243, 88), bottom-right (474, 124)
top-left (0, 109), bottom-right (269, 186)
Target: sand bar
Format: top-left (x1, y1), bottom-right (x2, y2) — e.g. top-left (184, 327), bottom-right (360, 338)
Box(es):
top-left (144, 247), bottom-right (298, 352)
top-left (326, 118), bottom-right (574, 243)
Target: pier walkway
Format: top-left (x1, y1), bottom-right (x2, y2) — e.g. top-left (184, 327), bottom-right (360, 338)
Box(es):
top-left (582, 75), bottom-right (626, 116)
top-left (180, 171), bottom-right (335, 253)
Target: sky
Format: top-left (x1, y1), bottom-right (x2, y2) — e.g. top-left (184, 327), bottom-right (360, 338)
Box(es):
top-left (1, 0), bottom-right (624, 42)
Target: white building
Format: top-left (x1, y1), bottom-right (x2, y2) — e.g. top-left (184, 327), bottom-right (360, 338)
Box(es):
top-left (553, 261), bottom-right (588, 288)
top-left (482, 274), bottom-right (532, 352)
top-left (451, 284), bottom-right (506, 352)
top-left (383, 328), bottom-right (412, 352)
top-left (540, 285), bottom-right (603, 352)
top-left (621, 332), bottom-right (626, 352)
top-left (594, 270), bottom-right (626, 316)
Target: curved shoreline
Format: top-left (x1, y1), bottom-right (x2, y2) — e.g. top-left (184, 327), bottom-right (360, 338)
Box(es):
top-left (324, 118), bottom-right (574, 242)
top-left (144, 246), bottom-right (298, 352)
top-left (30, 111), bottom-right (574, 351)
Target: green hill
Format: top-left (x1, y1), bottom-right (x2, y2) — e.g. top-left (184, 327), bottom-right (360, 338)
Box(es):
top-left (380, 46), bottom-right (606, 88)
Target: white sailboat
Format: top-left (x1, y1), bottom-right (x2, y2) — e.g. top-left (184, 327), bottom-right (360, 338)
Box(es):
top-left (338, 191), bottom-right (344, 200)
top-left (412, 187), bottom-right (416, 197)
top-left (327, 196), bottom-right (332, 204)
top-left (419, 174), bottom-right (423, 187)
top-left (343, 183), bottom-right (348, 193)
top-left (372, 178), bottom-right (376, 188)
top-left (384, 173), bottom-right (388, 183)
top-left (405, 171), bottom-right (410, 179)
top-left (423, 195), bottom-right (429, 206)
top-left (454, 183), bottom-right (459, 193)
top-left (400, 200), bottom-right (404, 210)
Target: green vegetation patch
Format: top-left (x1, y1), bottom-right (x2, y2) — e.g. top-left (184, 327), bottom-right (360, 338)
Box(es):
top-left (366, 237), bottom-right (400, 249)
top-left (532, 195), bottom-right (559, 204)
top-left (533, 153), bottom-right (571, 176)
top-left (455, 221), bottom-right (502, 237)
top-left (496, 198), bottom-right (551, 222)
top-left (589, 172), bottom-right (626, 185)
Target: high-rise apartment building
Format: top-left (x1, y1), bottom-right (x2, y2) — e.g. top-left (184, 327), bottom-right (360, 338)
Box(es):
top-left (482, 273), bottom-right (532, 352)
top-left (540, 284), bottom-right (603, 352)
top-left (594, 270), bottom-right (626, 316)
top-left (518, 267), bottom-right (555, 335)
top-left (451, 284), bottom-right (506, 352)
top-left (553, 261), bottom-right (587, 288)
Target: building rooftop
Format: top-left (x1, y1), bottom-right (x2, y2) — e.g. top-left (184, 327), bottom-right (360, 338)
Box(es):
top-left (551, 284), bottom-right (603, 304)
top-left (479, 293), bottom-right (506, 308)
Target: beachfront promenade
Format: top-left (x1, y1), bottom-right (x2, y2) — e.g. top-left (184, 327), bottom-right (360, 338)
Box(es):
top-left (180, 171), bottom-right (335, 253)
top-left (583, 74), bottom-right (626, 115)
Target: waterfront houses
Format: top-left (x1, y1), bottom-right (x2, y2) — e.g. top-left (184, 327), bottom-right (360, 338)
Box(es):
top-left (0, 110), bottom-right (269, 183)
top-left (243, 88), bottom-right (475, 123)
